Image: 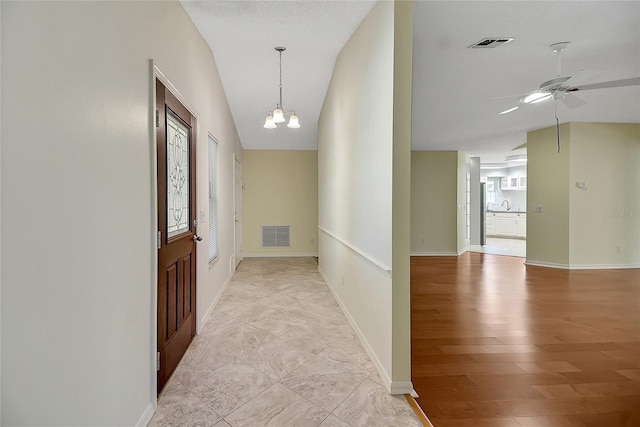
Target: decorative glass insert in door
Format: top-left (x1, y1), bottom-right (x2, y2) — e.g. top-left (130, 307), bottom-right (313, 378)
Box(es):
top-left (166, 111), bottom-right (190, 238)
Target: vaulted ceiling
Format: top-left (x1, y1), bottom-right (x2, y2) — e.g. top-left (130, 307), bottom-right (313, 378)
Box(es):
top-left (181, 1), bottom-right (640, 163)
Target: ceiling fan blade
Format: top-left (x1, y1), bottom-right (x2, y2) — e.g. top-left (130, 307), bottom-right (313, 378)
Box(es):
top-left (490, 93), bottom-right (525, 100)
top-left (574, 77), bottom-right (640, 91)
top-left (562, 69), bottom-right (602, 88)
top-left (561, 93), bottom-right (587, 109)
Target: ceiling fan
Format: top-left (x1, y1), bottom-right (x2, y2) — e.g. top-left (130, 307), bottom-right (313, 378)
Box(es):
top-left (499, 42), bottom-right (640, 115)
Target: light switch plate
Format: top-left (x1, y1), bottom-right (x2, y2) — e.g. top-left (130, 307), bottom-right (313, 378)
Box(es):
top-left (534, 205), bottom-right (544, 213)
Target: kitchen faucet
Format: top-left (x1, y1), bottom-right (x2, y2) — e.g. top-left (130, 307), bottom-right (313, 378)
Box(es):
top-left (501, 199), bottom-right (511, 211)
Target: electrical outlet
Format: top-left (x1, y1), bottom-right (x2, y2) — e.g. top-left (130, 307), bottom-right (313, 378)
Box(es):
top-left (422, 237), bottom-right (426, 244)
top-left (311, 238), bottom-right (315, 245)
top-left (617, 245), bottom-right (622, 253)
top-left (534, 205), bottom-right (544, 213)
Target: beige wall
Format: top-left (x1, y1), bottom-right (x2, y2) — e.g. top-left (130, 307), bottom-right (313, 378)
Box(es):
top-left (569, 123), bottom-right (639, 267)
top-left (527, 122), bottom-right (639, 268)
top-left (410, 151), bottom-right (459, 254)
top-left (1, 1), bottom-right (242, 425)
top-left (391, 0), bottom-right (413, 388)
top-left (527, 124), bottom-right (572, 266)
top-left (457, 151), bottom-right (468, 252)
top-left (318, 0), bottom-right (413, 394)
top-left (242, 150), bottom-right (318, 256)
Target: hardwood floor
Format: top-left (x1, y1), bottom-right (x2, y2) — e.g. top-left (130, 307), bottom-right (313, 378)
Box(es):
top-left (411, 253), bottom-right (640, 427)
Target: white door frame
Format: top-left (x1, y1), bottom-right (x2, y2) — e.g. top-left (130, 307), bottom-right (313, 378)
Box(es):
top-left (233, 154), bottom-right (243, 268)
top-left (149, 60), bottom-right (200, 409)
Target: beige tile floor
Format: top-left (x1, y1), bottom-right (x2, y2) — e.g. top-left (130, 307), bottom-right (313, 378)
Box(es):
top-left (150, 257), bottom-right (422, 427)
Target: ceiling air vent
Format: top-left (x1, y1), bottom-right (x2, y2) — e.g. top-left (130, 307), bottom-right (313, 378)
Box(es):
top-left (469, 38), bottom-right (514, 48)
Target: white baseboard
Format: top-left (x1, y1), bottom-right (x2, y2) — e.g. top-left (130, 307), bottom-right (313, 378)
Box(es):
top-left (390, 381), bottom-right (417, 396)
top-left (318, 266), bottom-right (413, 395)
top-left (525, 259), bottom-right (640, 270)
top-left (136, 402), bottom-right (155, 427)
top-left (198, 257), bottom-right (235, 333)
top-left (243, 252), bottom-right (318, 258)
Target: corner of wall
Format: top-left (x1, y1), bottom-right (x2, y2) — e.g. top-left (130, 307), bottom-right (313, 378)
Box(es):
top-left (457, 151), bottom-right (468, 252)
top-left (526, 123), bottom-right (571, 266)
top-left (391, 0), bottom-right (413, 388)
top-left (0, 1), bottom-right (3, 418)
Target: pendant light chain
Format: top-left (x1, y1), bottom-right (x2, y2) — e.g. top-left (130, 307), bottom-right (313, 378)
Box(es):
top-left (279, 48), bottom-right (283, 110)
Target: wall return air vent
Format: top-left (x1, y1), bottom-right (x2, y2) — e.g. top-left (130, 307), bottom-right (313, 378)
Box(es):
top-left (262, 225), bottom-right (290, 248)
top-left (469, 37), bottom-right (514, 48)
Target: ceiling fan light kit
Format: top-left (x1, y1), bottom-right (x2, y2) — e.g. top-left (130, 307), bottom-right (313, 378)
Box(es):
top-left (263, 46), bottom-right (300, 129)
top-left (498, 41), bottom-right (640, 115)
top-left (523, 91), bottom-right (552, 104)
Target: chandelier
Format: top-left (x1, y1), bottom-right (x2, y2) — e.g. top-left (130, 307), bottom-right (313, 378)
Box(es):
top-left (263, 47), bottom-right (300, 129)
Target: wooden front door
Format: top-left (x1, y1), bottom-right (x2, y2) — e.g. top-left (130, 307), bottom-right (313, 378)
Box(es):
top-left (156, 79), bottom-right (197, 393)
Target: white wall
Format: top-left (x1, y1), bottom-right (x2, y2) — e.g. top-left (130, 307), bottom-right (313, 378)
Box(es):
top-left (1, 1), bottom-right (242, 425)
top-left (317, 0), bottom-right (413, 394)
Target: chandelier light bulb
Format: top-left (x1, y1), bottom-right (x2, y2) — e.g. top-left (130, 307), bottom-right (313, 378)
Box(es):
top-left (272, 108), bottom-right (285, 123)
top-left (287, 114), bottom-right (300, 129)
top-left (263, 114), bottom-right (277, 129)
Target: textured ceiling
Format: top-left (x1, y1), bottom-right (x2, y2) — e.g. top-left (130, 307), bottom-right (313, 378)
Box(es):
top-left (181, 1), bottom-right (640, 163)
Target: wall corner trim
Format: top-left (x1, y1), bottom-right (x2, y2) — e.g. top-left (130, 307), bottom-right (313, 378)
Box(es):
top-left (135, 403), bottom-right (155, 427)
top-left (389, 382), bottom-right (416, 396)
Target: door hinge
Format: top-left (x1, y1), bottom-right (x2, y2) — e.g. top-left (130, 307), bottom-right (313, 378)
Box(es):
top-left (156, 352), bottom-right (161, 371)
top-left (157, 230), bottom-right (162, 249)
top-left (155, 109), bottom-right (160, 128)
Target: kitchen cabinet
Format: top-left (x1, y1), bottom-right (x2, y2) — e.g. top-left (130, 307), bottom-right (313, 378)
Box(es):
top-left (500, 177), bottom-right (510, 190)
top-left (485, 214), bottom-right (495, 236)
top-left (500, 175), bottom-right (527, 191)
top-left (519, 176), bottom-right (527, 190)
top-left (485, 212), bottom-right (526, 238)
top-left (495, 213), bottom-right (518, 236)
top-left (517, 214), bottom-right (527, 237)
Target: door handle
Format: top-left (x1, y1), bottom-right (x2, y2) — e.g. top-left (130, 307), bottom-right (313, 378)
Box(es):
top-left (193, 235), bottom-right (203, 242)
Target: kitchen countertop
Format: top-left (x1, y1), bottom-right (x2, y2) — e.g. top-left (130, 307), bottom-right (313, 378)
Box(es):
top-left (486, 210), bottom-right (527, 214)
